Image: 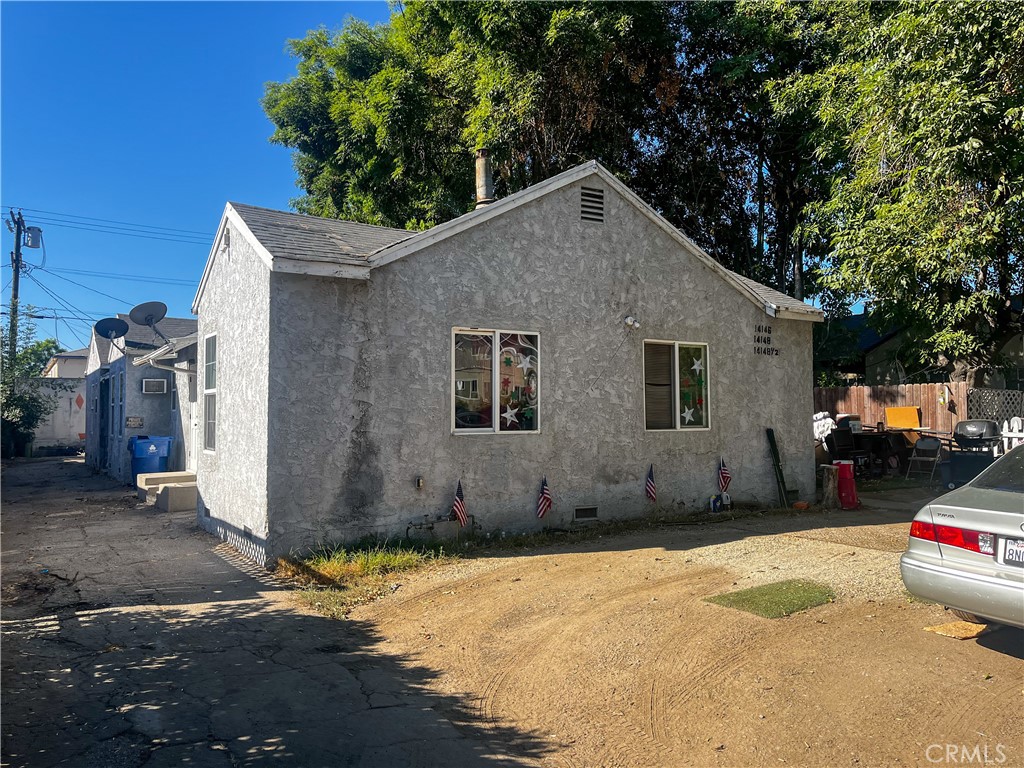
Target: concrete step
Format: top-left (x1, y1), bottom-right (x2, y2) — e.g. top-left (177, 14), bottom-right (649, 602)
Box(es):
top-left (155, 482), bottom-right (198, 513)
top-left (137, 471), bottom-right (196, 501)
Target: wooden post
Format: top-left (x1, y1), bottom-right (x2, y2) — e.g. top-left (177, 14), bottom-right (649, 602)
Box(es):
top-left (820, 464), bottom-right (841, 511)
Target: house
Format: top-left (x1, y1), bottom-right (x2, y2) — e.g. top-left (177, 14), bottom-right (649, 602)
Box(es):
top-left (818, 306), bottom-right (1024, 387)
top-left (41, 347), bottom-right (88, 378)
top-left (193, 159), bottom-right (823, 565)
top-left (29, 347), bottom-right (89, 455)
top-left (84, 314), bottom-right (197, 482)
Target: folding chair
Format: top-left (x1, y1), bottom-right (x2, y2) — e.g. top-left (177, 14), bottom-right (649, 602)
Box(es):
top-left (906, 436), bottom-right (942, 481)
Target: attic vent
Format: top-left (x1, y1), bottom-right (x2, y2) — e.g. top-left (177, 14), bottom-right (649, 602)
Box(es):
top-left (141, 378), bottom-right (168, 395)
top-left (574, 506), bottom-right (598, 521)
top-left (580, 187), bottom-right (605, 223)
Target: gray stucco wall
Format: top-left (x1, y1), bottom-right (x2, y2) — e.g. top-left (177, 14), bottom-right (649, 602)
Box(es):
top-left (195, 223), bottom-right (271, 563)
top-left (262, 174), bottom-right (815, 557)
top-left (100, 352), bottom-right (177, 484)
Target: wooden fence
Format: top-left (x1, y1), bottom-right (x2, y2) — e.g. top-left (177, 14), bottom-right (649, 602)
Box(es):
top-left (813, 382), bottom-right (969, 434)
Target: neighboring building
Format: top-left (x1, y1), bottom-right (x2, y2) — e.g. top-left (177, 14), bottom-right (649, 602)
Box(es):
top-left (820, 307), bottom-right (1023, 387)
top-left (41, 347), bottom-right (88, 378)
top-left (28, 347), bottom-right (89, 455)
top-left (193, 160), bottom-right (824, 565)
top-left (84, 314), bottom-right (197, 483)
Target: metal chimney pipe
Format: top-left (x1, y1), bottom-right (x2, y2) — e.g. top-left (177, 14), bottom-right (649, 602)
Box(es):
top-left (475, 148), bottom-right (495, 209)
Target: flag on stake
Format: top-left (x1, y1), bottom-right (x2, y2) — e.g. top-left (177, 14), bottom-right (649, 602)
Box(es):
top-left (537, 476), bottom-right (552, 518)
top-left (718, 458), bottom-right (732, 493)
top-left (452, 480), bottom-right (468, 527)
top-left (645, 464), bottom-right (657, 502)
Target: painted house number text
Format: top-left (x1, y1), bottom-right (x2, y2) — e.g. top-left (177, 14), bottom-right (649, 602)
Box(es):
top-left (753, 324), bottom-right (781, 356)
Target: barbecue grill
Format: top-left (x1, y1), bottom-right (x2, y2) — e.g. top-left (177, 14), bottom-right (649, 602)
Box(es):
top-left (952, 419), bottom-right (1001, 451)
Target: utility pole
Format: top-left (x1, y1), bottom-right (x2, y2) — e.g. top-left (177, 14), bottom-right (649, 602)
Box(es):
top-left (7, 209), bottom-right (25, 364)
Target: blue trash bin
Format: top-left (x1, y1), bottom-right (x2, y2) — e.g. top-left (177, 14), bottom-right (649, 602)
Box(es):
top-left (129, 436), bottom-right (174, 483)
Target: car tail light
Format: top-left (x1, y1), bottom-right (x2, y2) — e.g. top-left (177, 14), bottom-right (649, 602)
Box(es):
top-left (910, 520), bottom-right (936, 540)
top-left (909, 521), bottom-right (994, 554)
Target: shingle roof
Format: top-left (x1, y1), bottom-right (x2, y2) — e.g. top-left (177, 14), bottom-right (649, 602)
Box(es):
top-left (116, 314), bottom-right (198, 351)
top-left (230, 202), bottom-right (416, 264)
top-left (57, 347), bottom-right (89, 358)
top-left (728, 272), bottom-right (823, 318)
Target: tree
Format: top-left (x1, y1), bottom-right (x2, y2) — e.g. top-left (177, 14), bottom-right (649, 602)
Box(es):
top-left (1, 311), bottom-right (65, 457)
top-left (263, 3), bottom-right (682, 229)
top-left (776, 1), bottom-right (1024, 385)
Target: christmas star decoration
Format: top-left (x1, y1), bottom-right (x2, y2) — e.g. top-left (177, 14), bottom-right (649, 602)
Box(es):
top-left (681, 406), bottom-right (695, 424)
top-left (690, 357), bottom-right (704, 375)
top-left (516, 354), bottom-right (534, 373)
top-left (502, 405), bottom-right (520, 426)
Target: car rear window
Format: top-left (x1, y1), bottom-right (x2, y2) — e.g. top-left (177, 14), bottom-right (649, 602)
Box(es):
top-left (970, 444), bottom-right (1024, 493)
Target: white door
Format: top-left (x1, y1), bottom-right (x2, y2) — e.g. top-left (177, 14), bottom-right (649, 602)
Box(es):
top-left (188, 399), bottom-right (200, 472)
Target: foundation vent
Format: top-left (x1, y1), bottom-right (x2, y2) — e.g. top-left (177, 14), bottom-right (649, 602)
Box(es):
top-left (574, 506), bottom-right (598, 521)
top-left (580, 187), bottom-right (605, 223)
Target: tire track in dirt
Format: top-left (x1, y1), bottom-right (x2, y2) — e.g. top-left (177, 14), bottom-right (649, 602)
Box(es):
top-left (470, 565), bottom-right (734, 767)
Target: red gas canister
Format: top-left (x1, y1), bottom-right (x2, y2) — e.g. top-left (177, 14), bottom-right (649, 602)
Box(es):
top-left (833, 459), bottom-right (859, 509)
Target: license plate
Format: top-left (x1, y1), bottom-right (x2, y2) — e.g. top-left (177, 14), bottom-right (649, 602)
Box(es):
top-left (1001, 538), bottom-right (1024, 568)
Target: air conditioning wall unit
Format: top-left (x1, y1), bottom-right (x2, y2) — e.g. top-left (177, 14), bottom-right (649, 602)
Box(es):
top-left (142, 378), bottom-right (168, 395)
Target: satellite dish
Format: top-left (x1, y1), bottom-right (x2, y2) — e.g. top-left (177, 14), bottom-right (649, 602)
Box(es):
top-left (94, 317), bottom-right (129, 340)
top-left (129, 301), bottom-right (171, 344)
top-left (129, 301), bottom-right (168, 328)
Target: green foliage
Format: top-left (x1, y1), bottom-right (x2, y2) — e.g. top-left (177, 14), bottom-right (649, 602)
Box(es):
top-left (263, 3), bottom-right (681, 229)
top-left (1, 311), bottom-right (66, 456)
top-left (776, 1), bottom-right (1024, 381)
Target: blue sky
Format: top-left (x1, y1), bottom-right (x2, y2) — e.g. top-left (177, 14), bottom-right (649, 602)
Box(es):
top-left (2, 1), bottom-right (392, 349)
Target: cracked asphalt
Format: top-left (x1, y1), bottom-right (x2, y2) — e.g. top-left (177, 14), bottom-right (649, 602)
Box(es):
top-left (1, 458), bottom-right (545, 768)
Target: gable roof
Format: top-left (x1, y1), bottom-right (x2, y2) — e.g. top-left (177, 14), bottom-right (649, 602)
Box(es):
top-left (230, 203), bottom-right (415, 264)
top-left (116, 314), bottom-right (198, 351)
top-left (194, 161), bottom-right (822, 322)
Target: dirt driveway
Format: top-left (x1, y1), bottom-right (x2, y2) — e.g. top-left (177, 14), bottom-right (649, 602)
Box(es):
top-left (3, 459), bottom-right (1022, 767)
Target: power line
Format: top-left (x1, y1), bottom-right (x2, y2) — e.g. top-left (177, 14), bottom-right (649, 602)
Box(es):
top-left (20, 274), bottom-right (91, 347)
top-left (41, 266), bottom-right (196, 287)
top-left (2, 205), bottom-right (213, 236)
top-left (33, 267), bottom-right (132, 306)
top-left (3, 304), bottom-right (109, 317)
top-left (22, 273), bottom-right (99, 325)
top-left (19, 218), bottom-right (210, 246)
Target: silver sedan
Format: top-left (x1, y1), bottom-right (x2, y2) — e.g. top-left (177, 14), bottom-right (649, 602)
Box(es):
top-left (900, 443), bottom-right (1024, 628)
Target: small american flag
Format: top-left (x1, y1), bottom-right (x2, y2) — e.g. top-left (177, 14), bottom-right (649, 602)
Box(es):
top-left (452, 480), bottom-right (468, 527)
top-left (645, 464), bottom-right (656, 502)
top-left (537, 476), bottom-right (552, 518)
top-left (718, 458), bottom-right (731, 493)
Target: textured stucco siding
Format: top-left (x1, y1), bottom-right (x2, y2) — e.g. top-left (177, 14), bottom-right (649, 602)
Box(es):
top-left (263, 175), bottom-right (815, 555)
top-left (102, 352), bottom-right (177, 484)
top-left (266, 274), bottom-right (369, 554)
top-left (195, 222), bottom-right (271, 563)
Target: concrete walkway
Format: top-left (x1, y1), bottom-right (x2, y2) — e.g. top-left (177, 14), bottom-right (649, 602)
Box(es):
top-left (1, 459), bottom-right (545, 767)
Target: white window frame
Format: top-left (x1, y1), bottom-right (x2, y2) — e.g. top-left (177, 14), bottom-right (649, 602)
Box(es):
top-left (203, 333), bottom-right (217, 452)
top-left (643, 339), bottom-right (712, 432)
top-left (451, 327), bottom-right (541, 435)
top-left (117, 371), bottom-right (125, 438)
top-left (170, 370), bottom-right (178, 413)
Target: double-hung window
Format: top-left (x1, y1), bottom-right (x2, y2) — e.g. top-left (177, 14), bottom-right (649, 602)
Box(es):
top-left (204, 335), bottom-right (217, 451)
top-left (644, 341), bottom-right (710, 430)
top-left (117, 372), bottom-right (125, 438)
top-left (453, 329), bottom-right (539, 433)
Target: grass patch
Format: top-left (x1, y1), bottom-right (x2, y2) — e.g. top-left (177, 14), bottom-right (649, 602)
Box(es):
top-left (274, 542), bottom-right (455, 618)
top-left (706, 579), bottom-right (836, 618)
